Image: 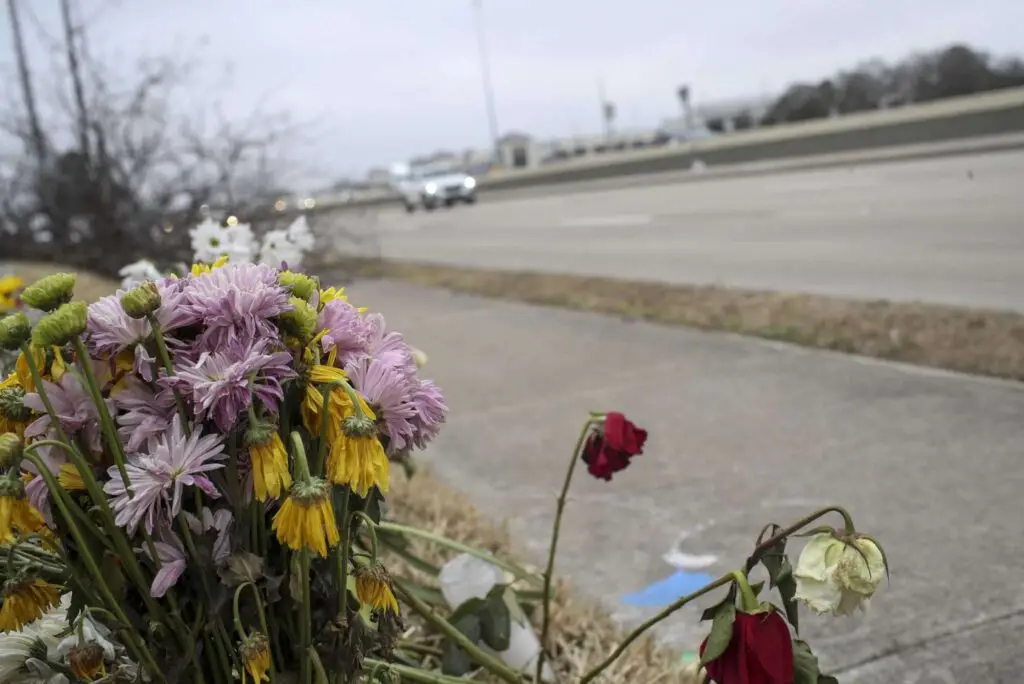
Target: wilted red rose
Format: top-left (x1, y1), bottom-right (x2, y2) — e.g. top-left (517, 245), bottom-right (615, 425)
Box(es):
top-left (581, 412), bottom-right (647, 481)
top-left (700, 610), bottom-right (794, 684)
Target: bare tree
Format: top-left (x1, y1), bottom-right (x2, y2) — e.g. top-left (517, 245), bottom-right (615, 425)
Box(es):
top-left (1, 2), bottom-right (295, 277)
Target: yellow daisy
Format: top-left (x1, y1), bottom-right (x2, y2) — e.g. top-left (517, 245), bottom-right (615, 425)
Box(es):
top-left (327, 416), bottom-right (389, 497)
top-left (239, 632), bottom-right (271, 682)
top-left (190, 255), bottom-right (230, 277)
top-left (0, 476), bottom-right (45, 543)
top-left (248, 431), bottom-right (292, 501)
top-left (0, 276), bottom-right (22, 312)
top-left (272, 478), bottom-right (340, 558)
top-left (67, 642), bottom-right (106, 680)
top-left (57, 463), bottom-right (87, 492)
top-left (0, 578), bottom-right (61, 631)
top-left (354, 564), bottom-right (399, 614)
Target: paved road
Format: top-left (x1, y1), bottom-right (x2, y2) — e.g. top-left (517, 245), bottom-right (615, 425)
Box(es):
top-left (344, 279), bottom-right (1024, 684)
top-left (370, 149), bottom-right (1024, 312)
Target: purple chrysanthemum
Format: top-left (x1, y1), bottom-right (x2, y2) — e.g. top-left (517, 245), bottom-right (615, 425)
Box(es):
top-left (317, 298), bottom-right (370, 361)
top-left (87, 277), bottom-right (191, 358)
top-left (182, 263), bottom-right (291, 349)
top-left (146, 528), bottom-right (187, 598)
top-left (23, 371), bottom-right (109, 454)
top-left (407, 378), bottom-right (448, 450)
top-left (362, 313), bottom-right (415, 373)
top-left (113, 376), bottom-right (178, 453)
top-left (104, 415), bottom-right (226, 535)
top-left (346, 357), bottom-right (418, 452)
top-left (22, 438), bottom-right (65, 526)
top-left (167, 338), bottom-right (295, 432)
top-left (184, 507), bottom-right (233, 565)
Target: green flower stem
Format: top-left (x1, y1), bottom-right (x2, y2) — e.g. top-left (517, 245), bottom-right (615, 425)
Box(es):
top-left (363, 658), bottom-right (476, 684)
top-left (232, 583), bottom-right (251, 640)
top-left (179, 515), bottom-right (234, 680)
top-left (743, 505), bottom-right (857, 573)
top-left (290, 431), bottom-right (312, 481)
top-left (535, 417), bottom-right (600, 684)
top-left (21, 448), bottom-right (165, 682)
top-left (20, 345), bottom-right (71, 445)
top-left (334, 486), bottom-right (352, 616)
top-left (730, 570), bottom-right (759, 612)
top-left (393, 579), bottom-right (523, 684)
top-left (350, 511), bottom-right (379, 565)
top-left (70, 337), bottom-right (130, 488)
top-left (300, 548), bottom-right (313, 684)
top-left (375, 521), bottom-right (538, 586)
top-left (146, 314), bottom-right (190, 432)
top-left (26, 440), bottom-right (176, 640)
top-left (226, 431), bottom-right (244, 531)
top-left (248, 582), bottom-right (277, 682)
top-left (579, 573), bottom-right (735, 684)
top-left (315, 380), bottom-right (346, 476)
top-left (308, 647), bottom-right (329, 684)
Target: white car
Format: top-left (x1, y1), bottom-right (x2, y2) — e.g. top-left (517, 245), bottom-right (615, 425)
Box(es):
top-left (395, 169), bottom-right (478, 212)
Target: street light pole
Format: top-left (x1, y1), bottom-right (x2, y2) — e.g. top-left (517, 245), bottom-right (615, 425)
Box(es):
top-left (472, 0), bottom-right (501, 168)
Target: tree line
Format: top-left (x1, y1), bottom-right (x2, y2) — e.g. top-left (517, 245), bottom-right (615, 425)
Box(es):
top-left (707, 43), bottom-right (1024, 131)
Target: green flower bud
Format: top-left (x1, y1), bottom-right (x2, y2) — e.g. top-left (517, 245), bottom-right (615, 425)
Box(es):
top-left (0, 433), bottom-right (22, 469)
top-left (120, 281), bottom-right (162, 319)
top-left (19, 273), bottom-right (76, 312)
top-left (278, 271), bottom-right (318, 301)
top-left (342, 415), bottom-right (377, 438)
top-left (31, 302), bottom-right (87, 348)
top-left (0, 312), bottom-right (31, 351)
top-left (277, 297), bottom-right (317, 344)
top-left (244, 418), bottom-right (277, 447)
top-left (0, 387), bottom-right (31, 422)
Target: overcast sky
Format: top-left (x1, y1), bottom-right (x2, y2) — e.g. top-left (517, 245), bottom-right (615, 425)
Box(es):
top-left (2, 0), bottom-right (1021, 187)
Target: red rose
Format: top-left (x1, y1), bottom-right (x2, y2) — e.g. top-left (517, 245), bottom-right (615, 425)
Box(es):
top-left (581, 412), bottom-right (647, 481)
top-left (700, 610), bottom-right (794, 684)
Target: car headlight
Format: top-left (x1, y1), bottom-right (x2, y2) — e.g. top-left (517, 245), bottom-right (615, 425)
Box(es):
top-left (463, 176), bottom-right (477, 189)
top-left (424, 182), bottom-right (438, 195)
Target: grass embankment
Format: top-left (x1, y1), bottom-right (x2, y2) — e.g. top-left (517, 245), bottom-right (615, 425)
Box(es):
top-left (332, 258), bottom-right (1024, 382)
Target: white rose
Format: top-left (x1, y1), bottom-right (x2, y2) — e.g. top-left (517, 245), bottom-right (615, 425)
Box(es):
top-left (793, 533), bottom-right (886, 616)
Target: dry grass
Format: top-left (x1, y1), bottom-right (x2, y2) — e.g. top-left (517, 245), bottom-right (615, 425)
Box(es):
top-left (387, 468), bottom-right (693, 683)
top-left (5, 261), bottom-right (119, 302)
top-left (336, 258), bottom-right (1024, 382)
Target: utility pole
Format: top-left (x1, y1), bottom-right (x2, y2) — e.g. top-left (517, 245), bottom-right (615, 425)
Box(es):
top-left (60, 0), bottom-right (90, 158)
top-left (6, 0), bottom-right (47, 162)
top-left (471, 0), bottom-right (501, 167)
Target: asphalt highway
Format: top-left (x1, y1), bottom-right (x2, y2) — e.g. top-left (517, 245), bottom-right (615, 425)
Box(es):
top-left (371, 148), bottom-right (1024, 311)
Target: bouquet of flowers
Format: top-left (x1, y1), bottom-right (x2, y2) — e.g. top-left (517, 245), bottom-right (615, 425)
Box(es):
top-left (0, 263), bottom-right (447, 682)
top-left (118, 215), bottom-right (316, 291)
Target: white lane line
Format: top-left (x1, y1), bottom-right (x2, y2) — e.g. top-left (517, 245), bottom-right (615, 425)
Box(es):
top-left (559, 213), bottom-right (652, 228)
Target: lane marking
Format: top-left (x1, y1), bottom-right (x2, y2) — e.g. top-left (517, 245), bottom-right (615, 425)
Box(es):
top-left (559, 214), bottom-right (652, 228)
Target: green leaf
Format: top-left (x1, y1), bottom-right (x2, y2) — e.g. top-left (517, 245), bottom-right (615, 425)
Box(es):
top-left (480, 590), bottom-right (512, 651)
top-left (699, 586), bottom-right (736, 622)
top-left (699, 602), bottom-right (736, 666)
top-left (501, 585), bottom-right (530, 627)
top-left (818, 676), bottom-right (839, 683)
top-left (749, 580), bottom-right (765, 598)
top-left (441, 613), bottom-right (482, 677)
top-left (776, 558), bottom-right (800, 633)
top-left (759, 536), bottom-right (787, 585)
top-left (441, 642), bottom-right (473, 677)
top-left (792, 639), bottom-right (820, 684)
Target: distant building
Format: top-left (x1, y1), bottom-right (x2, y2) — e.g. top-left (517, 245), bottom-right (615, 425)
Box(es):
top-left (364, 167), bottom-right (391, 187)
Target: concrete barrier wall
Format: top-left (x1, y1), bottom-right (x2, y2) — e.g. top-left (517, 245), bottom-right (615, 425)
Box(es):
top-left (278, 87), bottom-right (1024, 216)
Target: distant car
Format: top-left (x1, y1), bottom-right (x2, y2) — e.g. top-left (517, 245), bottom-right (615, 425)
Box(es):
top-left (395, 169), bottom-right (477, 212)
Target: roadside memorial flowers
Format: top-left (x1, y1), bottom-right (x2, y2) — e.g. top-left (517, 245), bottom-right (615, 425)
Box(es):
top-left (0, 263), bottom-right (448, 681)
top-left (0, 264), bottom-right (887, 683)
